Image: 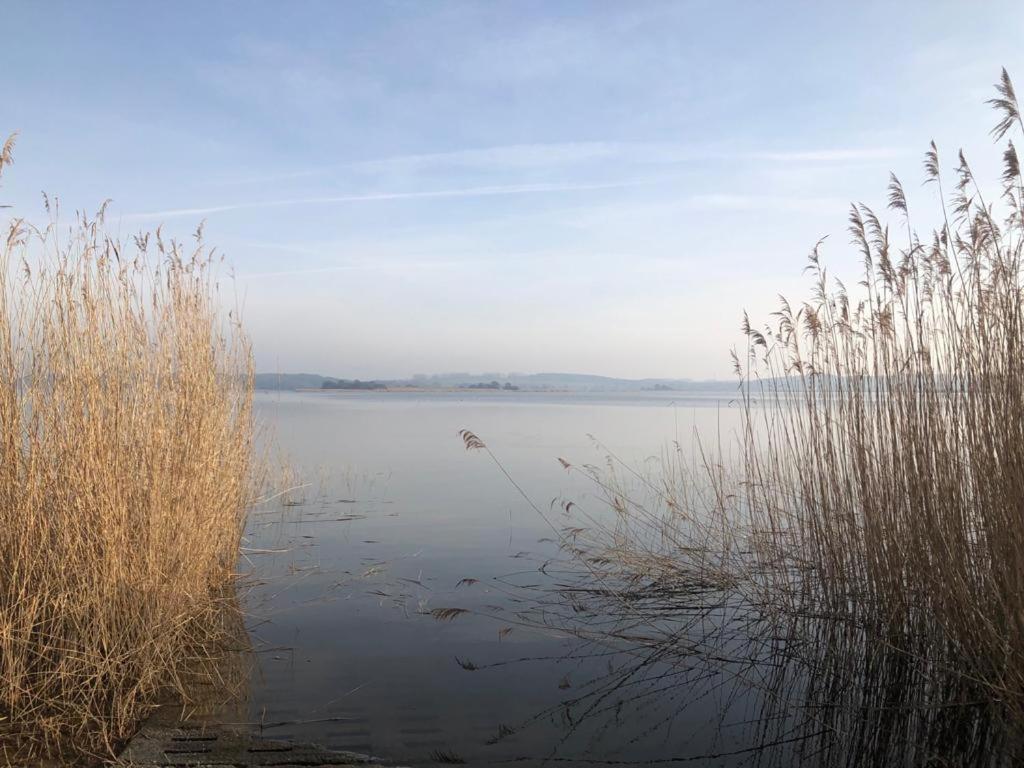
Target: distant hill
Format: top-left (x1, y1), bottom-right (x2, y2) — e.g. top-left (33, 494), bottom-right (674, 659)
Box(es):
top-left (510, 372), bottom-right (735, 392)
top-left (255, 371), bottom-right (737, 393)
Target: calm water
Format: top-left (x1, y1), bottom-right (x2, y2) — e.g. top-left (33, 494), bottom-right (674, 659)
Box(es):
top-left (241, 389), bottom-right (752, 766)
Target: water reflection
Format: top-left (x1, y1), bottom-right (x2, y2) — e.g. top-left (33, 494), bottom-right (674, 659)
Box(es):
top-left (236, 390), bottom-right (1019, 766)
top-left (241, 389), bottom-right (741, 764)
top-left (507, 464), bottom-right (1024, 766)
top-left (512, 562), bottom-right (1022, 766)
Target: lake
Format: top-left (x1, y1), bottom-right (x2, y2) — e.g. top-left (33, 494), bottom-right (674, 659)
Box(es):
top-left (240, 389), bottom-right (762, 766)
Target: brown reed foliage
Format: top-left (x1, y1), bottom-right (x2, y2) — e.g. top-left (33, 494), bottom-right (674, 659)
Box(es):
top-left (0, 143), bottom-right (256, 764)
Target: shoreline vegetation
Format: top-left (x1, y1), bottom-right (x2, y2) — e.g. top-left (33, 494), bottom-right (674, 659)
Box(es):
top-left (0, 140), bottom-right (258, 764)
top-left (455, 70), bottom-right (1024, 763)
top-left (255, 371), bottom-right (737, 393)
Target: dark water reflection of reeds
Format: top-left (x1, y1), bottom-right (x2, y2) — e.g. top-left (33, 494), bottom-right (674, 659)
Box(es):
top-left (507, 565), bottom-right (1020, 766)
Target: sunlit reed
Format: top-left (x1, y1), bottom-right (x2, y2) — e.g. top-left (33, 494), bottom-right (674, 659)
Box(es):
top-left (0, 142), bottom-right (257, 764)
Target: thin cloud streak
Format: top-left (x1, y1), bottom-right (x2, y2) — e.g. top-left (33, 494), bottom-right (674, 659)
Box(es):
top-left (682, 193), bottom-right (847, 212)
top-left (751, 148), bottom-right (906, 162)
top-left (238, 260), bottom-right (467, 279)
top-left (123, 180), bottom-right (648, 221)
top-left (213, 143), bottom-right (906, 187)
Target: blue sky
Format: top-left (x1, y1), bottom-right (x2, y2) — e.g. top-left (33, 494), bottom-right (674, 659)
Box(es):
top-left (2, 1), bottom-right (1023, 378)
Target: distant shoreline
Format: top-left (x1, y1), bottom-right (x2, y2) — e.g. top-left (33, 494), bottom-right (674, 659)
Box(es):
top-left (289, 386), bottom-right (573, 394)
top-left (262, 386), bottom-right (732, 396)
top-left (254, 371), bottom-right (738, 395)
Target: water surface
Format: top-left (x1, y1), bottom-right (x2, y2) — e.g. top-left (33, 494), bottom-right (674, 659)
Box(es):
top-left (242, 389), bottom-right (754, 765)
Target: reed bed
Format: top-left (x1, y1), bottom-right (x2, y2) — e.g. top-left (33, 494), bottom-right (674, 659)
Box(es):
top-left (0, 141), bottom-right (256, 764)
top-left (735, 67), bottom-right (1024, 712)
top-left (497, 69), bottom-right (1024, 762)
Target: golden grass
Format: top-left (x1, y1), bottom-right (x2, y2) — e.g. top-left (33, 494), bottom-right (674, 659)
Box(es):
top-left (0, 144), bottom-right (256, 764)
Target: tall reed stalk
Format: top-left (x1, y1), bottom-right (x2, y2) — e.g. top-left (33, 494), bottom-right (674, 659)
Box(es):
top-left (737, 68), bottom-right (1024, 708)
top-left (0, 141), bottom-right (256, 764)
top-left (518, 70), bottom-right (1024, 759)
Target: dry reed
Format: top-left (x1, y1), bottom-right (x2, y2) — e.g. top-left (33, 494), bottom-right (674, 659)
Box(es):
top-left (508, 68), bottom-right (1024, 761)
top-left (0, 142), bottom-right (256, 764)
top-left (735, 67), bottom-right (1024, 711)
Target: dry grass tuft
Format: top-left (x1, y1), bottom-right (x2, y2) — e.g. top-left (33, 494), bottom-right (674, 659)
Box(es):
top-left (0, 142), bottom-right (257, 764)
top-left (429, 607), bottom-right (471, 622)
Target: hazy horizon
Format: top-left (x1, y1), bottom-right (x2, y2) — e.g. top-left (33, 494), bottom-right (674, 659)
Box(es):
top-left (254, 369), bottom-right (735, 382)
top-left (3, 1), bottom-right (1024, 379)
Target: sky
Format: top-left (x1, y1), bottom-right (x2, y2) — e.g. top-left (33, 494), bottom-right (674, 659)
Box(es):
top-left (2, 1), bottom-right (1023, 379)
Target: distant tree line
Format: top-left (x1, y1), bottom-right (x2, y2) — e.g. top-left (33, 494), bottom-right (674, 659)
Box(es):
top-left (321, 379), bottom-right (387, 390)
top-left (459, 380), bottom-right (519, 390)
